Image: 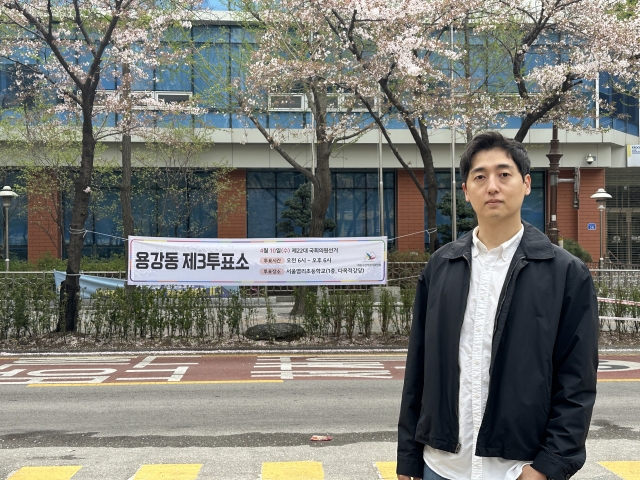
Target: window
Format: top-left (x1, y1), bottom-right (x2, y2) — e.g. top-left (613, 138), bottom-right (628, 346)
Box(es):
top-left (62, 170), bottom-right (219, 258)
top-left (247, 170), bottom-right (396, 244)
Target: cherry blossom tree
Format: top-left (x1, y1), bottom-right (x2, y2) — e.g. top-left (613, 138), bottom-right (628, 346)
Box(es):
top-left (0, 0), bottom-right (199, 331)
top-left (318, 0), bottom-right (478, 251)
top-left (230, 0), bottom-right (377, 241)
top-left (477, 0), bottom-right (613, 142)
top-left (317, 0), bottom-right (634, 249)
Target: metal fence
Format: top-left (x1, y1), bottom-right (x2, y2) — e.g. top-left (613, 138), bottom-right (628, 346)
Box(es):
top-left (0, 263), bottom-right (427, 296)
top-left (590, 269), bottom-right (640, 289)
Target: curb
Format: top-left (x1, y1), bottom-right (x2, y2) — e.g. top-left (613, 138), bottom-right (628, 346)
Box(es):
top-left (0, 347), bottom-right (410, 356)
top-left (2, 347), bottom-right (639, 356)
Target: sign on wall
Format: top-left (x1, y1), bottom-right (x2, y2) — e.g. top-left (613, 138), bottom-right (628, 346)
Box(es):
top-left (587, 223), bottom-right (597, 231)
top-left (627, 145), bottom-right (640, 167)
top-left (128, 236), bottom-right (387, 286)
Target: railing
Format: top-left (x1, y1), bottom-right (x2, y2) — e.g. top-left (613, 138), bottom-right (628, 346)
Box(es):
top-left (590, 269), bottom-right (640, 289)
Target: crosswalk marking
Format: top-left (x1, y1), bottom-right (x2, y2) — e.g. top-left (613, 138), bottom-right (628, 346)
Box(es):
top-left (12, 461), bottom-right (640, 479)
top-left (261, 461), bottom-right (324, 480)
top-left (131, 464), bottom-right (202, 480)
top-left (375, 462), bottom-right (397, 479)
top-left (599, 461), bottom-right (640, 479)
top-left (7, 466), bottom-right (82, 480)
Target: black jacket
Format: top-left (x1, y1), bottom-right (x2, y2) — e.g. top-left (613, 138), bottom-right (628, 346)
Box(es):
top-left (397, 222), bottom-right (599, 480)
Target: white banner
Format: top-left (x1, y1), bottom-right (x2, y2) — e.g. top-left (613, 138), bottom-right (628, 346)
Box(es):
top-left (128, 236), bottom-right (387, 286)
top-left (627, 145), bottom-right (640, 167)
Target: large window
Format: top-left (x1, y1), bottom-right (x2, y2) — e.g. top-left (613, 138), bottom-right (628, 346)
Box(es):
top-left (247, 170), bottom-right (395, 244)
top-left (63, 170), bottom-right (219, 258)
top-left (599, 72), bottom-right (639, 136)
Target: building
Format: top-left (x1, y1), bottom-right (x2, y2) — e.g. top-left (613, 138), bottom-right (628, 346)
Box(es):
top-left (1, 5), bottom-right (638, 265)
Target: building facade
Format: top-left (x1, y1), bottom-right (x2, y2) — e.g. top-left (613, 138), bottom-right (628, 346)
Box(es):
top-left (1, 8), bottom-right (639, 265)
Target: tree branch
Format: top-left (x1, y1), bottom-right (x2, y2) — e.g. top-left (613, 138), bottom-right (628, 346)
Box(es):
top-left (243, 107), bottom-right (317, 187)
top-left (74, 0), bottom-right (97, 57)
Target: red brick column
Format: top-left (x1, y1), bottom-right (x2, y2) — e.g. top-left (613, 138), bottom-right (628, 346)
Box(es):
top-left (555, 169), bottom-right (578, 243)
top-left (27, 174), bottom-right (61, 262)
top-left (396, 169), bottom-right (425, 252)
top-left (577, 168), bottom-right (605, 262)
top-left (549, 168), bottom-right (604, 262)
top-left (218, 169), bottom-right (247, 238)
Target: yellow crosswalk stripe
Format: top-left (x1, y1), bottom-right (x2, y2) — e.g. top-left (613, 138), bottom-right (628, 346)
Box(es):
top-left (7, 466), bottom-right (82, 480)
top-left (261, 461), bottom-right (324, 480)
top-left (131, 464), bottom-right (202, 480)
top-left (599, 461), bottom-right (640, 479)
top-left (375, 461), bottom-right (397, 479)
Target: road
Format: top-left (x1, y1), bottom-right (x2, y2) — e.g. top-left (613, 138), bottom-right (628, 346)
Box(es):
top-left (0, 353), bottom-right (639, 479)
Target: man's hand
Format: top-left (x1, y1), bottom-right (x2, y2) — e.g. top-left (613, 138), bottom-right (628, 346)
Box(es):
top-left (518, 465), bottom-right (547, 480)
top-left (397, 476), bottom-right (422, 480)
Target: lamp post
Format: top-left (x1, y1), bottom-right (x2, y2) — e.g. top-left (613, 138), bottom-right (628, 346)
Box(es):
top-left (0, 186), bottom-right (18, 272)
top-left (546, 125), bottom-right (562, 245)
top-left (590, 188), bottom-right (612, 269)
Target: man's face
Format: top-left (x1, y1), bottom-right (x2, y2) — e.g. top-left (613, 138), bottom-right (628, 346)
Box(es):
top-left (461, 148), bottom-right (531, 224)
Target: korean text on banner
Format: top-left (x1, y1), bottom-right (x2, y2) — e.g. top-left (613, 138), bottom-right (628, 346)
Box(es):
top-left (128, 237), bottom-right (387, 286)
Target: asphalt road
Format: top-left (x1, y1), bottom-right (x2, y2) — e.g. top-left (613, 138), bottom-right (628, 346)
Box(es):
top-left (0, 354), bottom-right (638, 479)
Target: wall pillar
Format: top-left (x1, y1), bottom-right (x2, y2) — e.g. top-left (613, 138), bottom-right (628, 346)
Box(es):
top-left (218, 169), bottom-right (247, 238)
top-left (550, 167), bottom-right (605, 263)
top-left (555, 169), bottom-right (578, 243)
top-left (577, 168), bottom-right (605, 262)
top-left (396, 169), bottom-right (425, 252)
top-left (27, 173), bottom-right (61, 262)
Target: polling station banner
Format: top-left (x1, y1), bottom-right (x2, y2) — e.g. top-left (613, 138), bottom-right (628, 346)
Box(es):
top-left (128, 236), bottom-right (387, 286)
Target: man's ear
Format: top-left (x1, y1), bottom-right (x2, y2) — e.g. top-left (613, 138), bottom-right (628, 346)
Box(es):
top-left (462, 183), bottom-right (469, 202)
top-left (524, 174), bottom-right (532, 196)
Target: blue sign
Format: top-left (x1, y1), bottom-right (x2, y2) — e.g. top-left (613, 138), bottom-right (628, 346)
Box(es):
top-left (587, 223), bottom-right (597, 231)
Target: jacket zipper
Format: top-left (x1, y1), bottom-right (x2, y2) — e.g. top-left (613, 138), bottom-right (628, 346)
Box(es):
top-left (493, 255), bottom-right (525, 335)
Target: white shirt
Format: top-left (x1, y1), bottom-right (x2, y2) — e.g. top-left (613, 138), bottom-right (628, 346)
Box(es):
top-left (424, 225), bottom-right (532, 480)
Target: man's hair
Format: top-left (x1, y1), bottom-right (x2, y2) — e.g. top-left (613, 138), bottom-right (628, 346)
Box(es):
top-left (459, 131), bottom-right (530, 182)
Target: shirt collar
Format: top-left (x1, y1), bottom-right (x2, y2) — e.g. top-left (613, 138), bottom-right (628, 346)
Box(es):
top-left (472, 225), bottom-right (524, 260)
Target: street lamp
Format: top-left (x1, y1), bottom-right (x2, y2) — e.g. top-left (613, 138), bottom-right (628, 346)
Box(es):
top-left (0, 186), bottom-right (18, 272)
top-left (546, 125), bottom-right (562, 245)
top-left (590, 188), bottom-right (612, 269)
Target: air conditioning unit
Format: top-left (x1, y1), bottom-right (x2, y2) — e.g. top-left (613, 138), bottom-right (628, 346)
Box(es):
top-left (156, 92), bottom-right (192, 104)
top-left (269, 94), bottom-right (305, 111)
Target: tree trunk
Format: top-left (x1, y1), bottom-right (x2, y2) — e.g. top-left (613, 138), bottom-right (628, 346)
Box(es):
top-left (121, 133), bottom-right (134, 286)
top-left (417, 124), bottom-right (440, 253)
top-left (59, 107), bottom-right (95, 332)
top-left (290, 140), bottom-right (333, 317)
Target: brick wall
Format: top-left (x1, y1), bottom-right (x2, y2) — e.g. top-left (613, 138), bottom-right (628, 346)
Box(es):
top-left (577, 168), bottom-right (605, 262)
top-left (555, 169), bottom-right (578, 243)
top-left (550, 168), bottom-right (605, 262)
top-left (27, 174), bottom-right (61, 262)
top-left (396, 169), bottom-right (425, 252)
top-left (218, 169), bottom-right (247, 238)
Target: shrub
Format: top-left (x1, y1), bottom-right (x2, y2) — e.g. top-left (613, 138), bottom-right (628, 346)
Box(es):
top-left (9, 253), bottom-right (126, 272)
top-left (562, 238), bottom-right (592, 263)
top-left (388, 250), bottom-right (430, 263)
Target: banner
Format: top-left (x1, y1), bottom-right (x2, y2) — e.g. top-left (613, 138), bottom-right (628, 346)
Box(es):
top-left (627, 145), bottom-right (640, 167)
top-left (54, 270), bottom-right (126, 299)
top-left (128, 236), bottom-right (387, 286)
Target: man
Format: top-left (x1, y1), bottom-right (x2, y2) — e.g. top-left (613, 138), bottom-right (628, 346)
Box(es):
top-left (397, 132), bottom-right (598, 480)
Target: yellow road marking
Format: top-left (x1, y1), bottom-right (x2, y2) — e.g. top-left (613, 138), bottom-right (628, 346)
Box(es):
top-left (132, 464), bottom-right (202, 480)
top-left (26, 380), bottom-right (282, 388)
top-left (262, 461), bottom-right (324, 480)
top-left (7, 466), bottom-right (81, 480)
top-left (599, 461), bottom-right (640, 479)
top-left (375, 461), bottom-right (397, 479)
